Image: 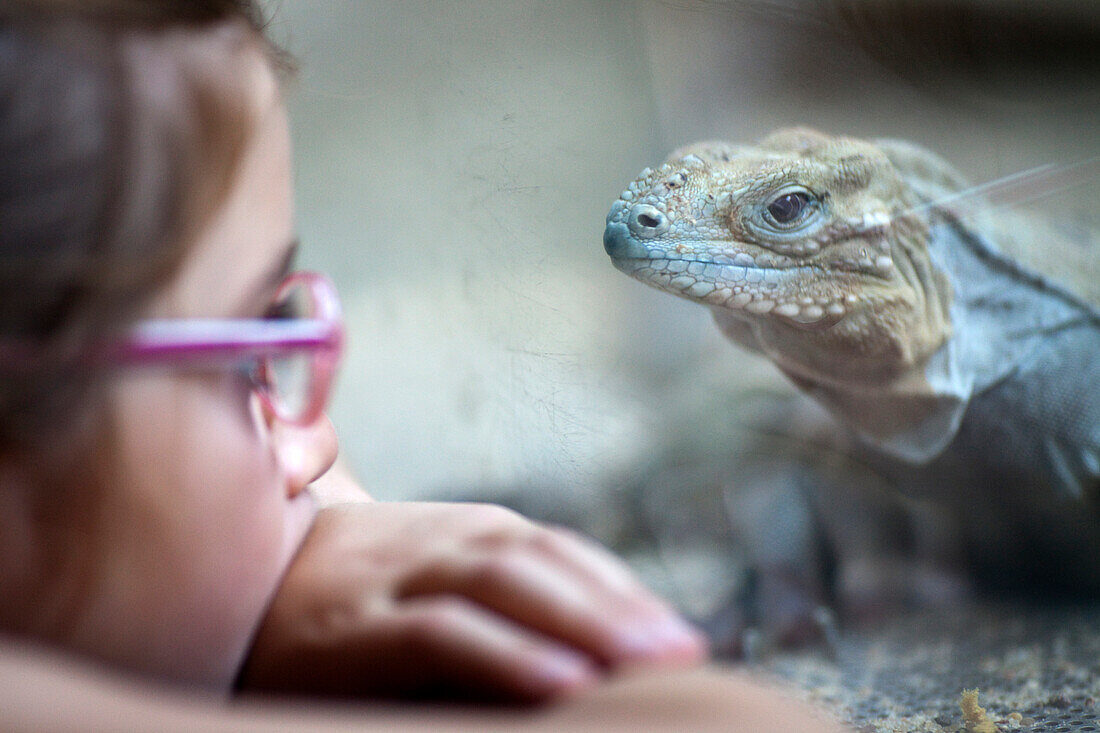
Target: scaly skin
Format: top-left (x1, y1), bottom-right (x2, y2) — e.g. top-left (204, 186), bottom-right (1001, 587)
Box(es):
top-left (604, 128), bottom-right (1100, 650)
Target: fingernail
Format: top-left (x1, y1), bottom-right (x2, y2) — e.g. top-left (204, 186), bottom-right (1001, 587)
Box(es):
top-left (531, 649), bottom-right (596, 691)
top-left (654, 614), bottom-right (708, 651)
top-left (617, 615), bottom-right (708, 661)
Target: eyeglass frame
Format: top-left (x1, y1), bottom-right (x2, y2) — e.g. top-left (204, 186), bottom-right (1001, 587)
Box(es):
top-left (108, 271), bottom-right (344, 426)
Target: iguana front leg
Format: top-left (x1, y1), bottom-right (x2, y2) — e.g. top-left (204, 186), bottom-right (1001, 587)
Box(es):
top-left (699, 408), bottom-right (970, 654)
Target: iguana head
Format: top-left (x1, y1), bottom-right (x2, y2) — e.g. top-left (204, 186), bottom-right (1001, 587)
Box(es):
top-left (604, 127), bottom-right (953, 392)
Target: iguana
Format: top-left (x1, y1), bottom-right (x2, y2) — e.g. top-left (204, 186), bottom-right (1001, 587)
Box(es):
top-left (603, 127), bottom-right (1100, 649)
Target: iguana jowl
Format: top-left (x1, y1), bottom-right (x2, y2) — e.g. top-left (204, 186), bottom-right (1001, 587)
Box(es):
top-left (604, 128), bottom-right (1100, 635)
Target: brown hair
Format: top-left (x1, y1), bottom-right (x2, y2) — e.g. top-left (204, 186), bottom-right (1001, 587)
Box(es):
top-left (0, 0), bottom-right (288, 449)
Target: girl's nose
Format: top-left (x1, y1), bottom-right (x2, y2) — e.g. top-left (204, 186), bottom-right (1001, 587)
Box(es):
top-left (269, 414), bottom-right (339, 499)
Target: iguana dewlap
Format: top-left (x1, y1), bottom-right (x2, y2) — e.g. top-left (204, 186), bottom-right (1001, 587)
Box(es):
top-left (604, 128), bottom-right (1099, 506)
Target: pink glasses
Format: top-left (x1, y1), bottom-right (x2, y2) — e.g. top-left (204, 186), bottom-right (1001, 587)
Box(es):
top-left (115, 271), bottom-right (344, 426)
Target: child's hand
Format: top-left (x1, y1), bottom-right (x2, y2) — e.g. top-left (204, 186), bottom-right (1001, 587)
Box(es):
top-left (238, 502), bottom-right (707, 702)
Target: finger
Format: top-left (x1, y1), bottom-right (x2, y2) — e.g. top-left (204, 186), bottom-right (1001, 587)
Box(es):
top-left (514, 524), bottom-right (655, 599)
top-left (430, 503), bottom-right (650, 600)
top-left (465, 509), bottom-right (707, 623)
top-left (362, 596), bottom-right (600, 703)
top-left (397, 545), bottom-right (706, 669)
top-left (480, 524), bottom-right (709, 664)
top-left (435, 505), bottom-right (674, 610)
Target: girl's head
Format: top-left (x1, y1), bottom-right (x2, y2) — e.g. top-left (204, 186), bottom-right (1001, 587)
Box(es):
top-left (0, 1), bottom-right (339, 686)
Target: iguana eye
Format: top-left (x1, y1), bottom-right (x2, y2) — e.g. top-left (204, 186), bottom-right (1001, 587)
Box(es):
top-left (766, 191), bottom-right (813, 225)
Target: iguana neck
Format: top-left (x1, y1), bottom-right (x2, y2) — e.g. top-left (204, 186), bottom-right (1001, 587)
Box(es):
top-left (927, 211), bottom-right (1099, 394)
top-left (789, 211), bottom-right (1099, 464)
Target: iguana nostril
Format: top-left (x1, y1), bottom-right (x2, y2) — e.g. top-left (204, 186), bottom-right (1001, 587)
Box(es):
top-left (628, 204), bottom-right (669, 238)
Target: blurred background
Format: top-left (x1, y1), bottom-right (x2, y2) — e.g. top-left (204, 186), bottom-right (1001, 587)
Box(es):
top-left (258, 7), bottom-right (1100, 724)
top-left (261, 0), bottom-right (1098, 552)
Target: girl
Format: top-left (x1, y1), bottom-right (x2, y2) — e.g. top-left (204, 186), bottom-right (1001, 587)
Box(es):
top-left (0, 2), bottom-right (842, 730)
